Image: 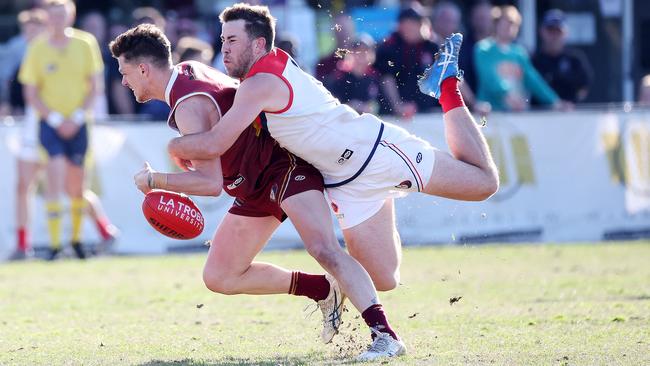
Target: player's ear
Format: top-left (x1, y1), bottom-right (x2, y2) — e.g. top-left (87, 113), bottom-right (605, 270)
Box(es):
top-left (254, 37), bottom-right (266, 53)
top-left (138, 63), bottom-right (148, 75)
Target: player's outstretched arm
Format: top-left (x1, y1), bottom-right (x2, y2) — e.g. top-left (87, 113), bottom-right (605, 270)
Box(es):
top-left (167, 74), bottom-right (286, 161)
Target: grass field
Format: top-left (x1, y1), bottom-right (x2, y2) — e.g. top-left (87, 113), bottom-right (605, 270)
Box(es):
top-left (1, 242), bottom-right (649, 365)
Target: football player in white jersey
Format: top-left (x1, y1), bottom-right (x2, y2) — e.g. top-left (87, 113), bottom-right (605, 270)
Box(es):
top-left (168, 3), bottom-right (498, 361)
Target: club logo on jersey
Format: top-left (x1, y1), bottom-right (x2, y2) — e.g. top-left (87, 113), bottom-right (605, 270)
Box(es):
top-left (227, 175), bottom-right (245, 190)
top-left (294, 175), bottom-right (306, 181)
top-left (270, 183), bottom-right (278, 202)
top-left (337, 149), bottom-right (354, 165)
top-left (416, 152), bottom-right (423, 163)
top-left (183, 65), bottom-right (196, 80)
top-left (395, 180), bottom-right (412, 189)
top-left (330, 201), bottom-right (339, 213)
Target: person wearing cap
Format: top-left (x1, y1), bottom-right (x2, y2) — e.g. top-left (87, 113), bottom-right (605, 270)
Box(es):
top-left (374, 5), bottom-right (439, 117)
top-left (532, 9), bottom-right (593, 104)
top-left (325, 34), bottom-right (381, 114)
top-left (474, 5), bottom-right (565, 112)
top-left (18, 0), bottom-right (104, 260)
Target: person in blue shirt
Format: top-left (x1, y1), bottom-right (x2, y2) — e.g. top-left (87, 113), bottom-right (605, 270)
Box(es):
top-left (474, 5), bottom-right (566, 112)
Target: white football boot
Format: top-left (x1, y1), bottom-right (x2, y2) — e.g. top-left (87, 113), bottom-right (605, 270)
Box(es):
top-left (317, 273), bottom-right (346, 343)
top-left (357, 327), bottom-right (407, 361)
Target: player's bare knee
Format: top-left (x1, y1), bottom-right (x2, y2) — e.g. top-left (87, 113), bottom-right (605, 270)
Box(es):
top-left (475, 175), bottom-right (499, 201)
top-left (373, 272), bottom-right (400, 291)
top-left (305, 244), bottom-right (341, 272)
top-left (202, 268), bottom-right (239, 295)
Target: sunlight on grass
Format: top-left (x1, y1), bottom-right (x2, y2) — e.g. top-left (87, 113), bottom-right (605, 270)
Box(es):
top-left (1, 242), bottom-right (649, 365)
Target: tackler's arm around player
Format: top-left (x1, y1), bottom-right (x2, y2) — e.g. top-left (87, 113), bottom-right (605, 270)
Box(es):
top-left (134, 95), bottom-right (225, 197)
top-left (167, 74), bottom-right (287, 161)
top-left (134, 159), bottom-right (223, 197)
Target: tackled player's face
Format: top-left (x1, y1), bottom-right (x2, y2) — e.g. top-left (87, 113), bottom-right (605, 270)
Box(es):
top-left (221, 20), bottom-right (255, 79)
top-left (117, 56), bottom-right (151, 103)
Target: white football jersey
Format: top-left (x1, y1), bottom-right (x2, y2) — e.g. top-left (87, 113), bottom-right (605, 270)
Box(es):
top-left (245, 48), bottom-right (384, 186)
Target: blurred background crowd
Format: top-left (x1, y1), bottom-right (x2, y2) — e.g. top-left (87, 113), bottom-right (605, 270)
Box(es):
top-left (0, 0), bottom-right (649, 121)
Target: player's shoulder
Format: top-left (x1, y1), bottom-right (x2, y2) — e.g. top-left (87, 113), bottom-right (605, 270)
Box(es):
top-left (246, 48), bottom-right (291, 78)
top-left (174, 92), bottom-right (219, 121)
top-left (69, 28), bottom-right (99, 46)
top-left (242, 72), bottom-right (283, 91)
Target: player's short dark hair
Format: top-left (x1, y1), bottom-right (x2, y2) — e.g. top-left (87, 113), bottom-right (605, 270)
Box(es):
top-left (219, 3), bottom-right (275, 52)
top-left (109, 23), bottom-right (172, 68)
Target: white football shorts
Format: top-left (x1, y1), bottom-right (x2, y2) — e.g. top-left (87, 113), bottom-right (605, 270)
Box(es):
top-left (17, 108), bottom-right (41, 162)
top-left (325, 121), bottom-right (437, 229)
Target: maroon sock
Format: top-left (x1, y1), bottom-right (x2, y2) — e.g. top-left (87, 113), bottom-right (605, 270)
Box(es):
top-left (439, 77), bottom-right (465, 113)
top-left (362, 304), bottom-right (399, 340)
top-left (95, 217), bottom-right (112, 241)
top-left (17, 227), bottom-right (29, 251)
top-left (288, 271), bottom-right (330, 302)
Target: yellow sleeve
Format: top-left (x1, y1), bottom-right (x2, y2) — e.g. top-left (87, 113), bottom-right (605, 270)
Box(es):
top-left (87, 35), bottom-right (104, 75)
top-left (18, 42), bottom-right (40, 86)
top-left (74, 30), bottom-right (104, 76)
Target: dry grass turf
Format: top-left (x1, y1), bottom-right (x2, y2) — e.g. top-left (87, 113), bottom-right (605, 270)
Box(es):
top-left (1, 242), bottom-right (649, 365)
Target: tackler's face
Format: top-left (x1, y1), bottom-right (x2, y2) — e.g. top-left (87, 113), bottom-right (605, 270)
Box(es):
top-left (117, 56), bottom-right (152, 103)
top-left (221, 19), bottom-right (255, 79)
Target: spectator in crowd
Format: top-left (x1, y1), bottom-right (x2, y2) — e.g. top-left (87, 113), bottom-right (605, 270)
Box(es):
top-left (315, 13), bottom-right (355, 81)
top-left (174, 36), bottom-right (214, 64)
top-left (131, 6), bottom-right (166, 31)
top-left (0, 8), bottom-right (47, 116)
top-left (131, 6), bottom-right (171, 120)
top-left (325, 34), bottom-right (380, 114)
top-left (374, 5), bottom-right (438, 117)
top-left (79, 11), bottom-right (110, 118)
top-left (458, 0), bottom-right (493, 114)
top-left (276, 32), bottom-right (300, 60)
top-left (105, 21), bottom-right (136, 115)
top-left (474, 5), bottom-right (563, 112)
top-left (532, 9), bottom-right (593, 104)
top-left (430, 1), bottom-right (461, 43)
top-left (18, 0), bottom-right (104, 259)
top-left (640, 74), bottom-right (650, 107)
top-left (165, 9), bottom-right (200, 47)
top-left (429, 0), bottom-right (488, 114)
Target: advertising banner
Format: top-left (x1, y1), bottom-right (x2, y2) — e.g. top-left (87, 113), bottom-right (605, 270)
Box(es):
top-left (1, 110), bottom-right (649, 258)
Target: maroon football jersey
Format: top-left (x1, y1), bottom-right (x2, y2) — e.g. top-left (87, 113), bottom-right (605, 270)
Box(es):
top-left (166, 61), bottom-right (275, 197)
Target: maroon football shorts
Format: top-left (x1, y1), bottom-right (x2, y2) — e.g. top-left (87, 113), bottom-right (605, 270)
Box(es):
top-left (228, 148), bottom-right (324, 222)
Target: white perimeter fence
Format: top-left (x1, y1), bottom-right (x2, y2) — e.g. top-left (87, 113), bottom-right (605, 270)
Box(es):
top-left (1, 109), bottom-right (649, 257)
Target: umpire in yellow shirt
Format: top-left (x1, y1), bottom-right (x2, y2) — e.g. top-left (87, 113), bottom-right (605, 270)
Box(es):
top-left (19, 0), bottom-right (104, 260)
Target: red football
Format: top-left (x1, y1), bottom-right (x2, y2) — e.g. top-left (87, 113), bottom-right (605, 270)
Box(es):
top-left (142, 190), bottom-right (205, 239)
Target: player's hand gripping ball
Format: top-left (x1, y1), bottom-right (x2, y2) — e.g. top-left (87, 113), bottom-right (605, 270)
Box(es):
top-left (142, 190), bottom-right (204, 239)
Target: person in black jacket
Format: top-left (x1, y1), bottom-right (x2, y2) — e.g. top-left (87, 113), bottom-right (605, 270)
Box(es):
top-left (374, 6), bottom-right (438, 117)
top-left (532, 9), bottom-right (593, 104)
